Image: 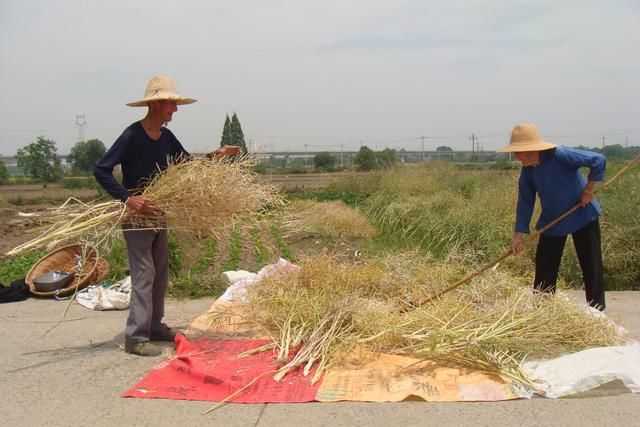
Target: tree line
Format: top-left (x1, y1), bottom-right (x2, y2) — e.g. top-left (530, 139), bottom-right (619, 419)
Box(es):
top-left (0, 113), bottom-right (251, 185)
top-left (0, 137), bottom-right (107, 185)
top-left (0, 112), bottom-right (397, 184)
top-left (1, 112), bottom-right (638, 184)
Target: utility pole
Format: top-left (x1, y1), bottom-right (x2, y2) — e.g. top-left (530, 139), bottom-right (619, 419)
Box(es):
top-left (601, 136), bottom-right (606, 150)
top-left (421, 136), bottom-right (425, 163)
top-left (75, 114), bottom-right (87, 142)
top-left (304, 144), bottom-right (308, 168)
top-left (469, 133), bottom-right (478, 162)
top-left (340, 144), bottom-right (344, 167)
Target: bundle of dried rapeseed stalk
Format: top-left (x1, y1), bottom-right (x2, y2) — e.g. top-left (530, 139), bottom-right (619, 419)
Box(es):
top-left (8, 158), bottom-right (283, 255)
top-left (211, 254), bottom-right (628, 388)
top-left (280, 200), bottom-right (377, 241)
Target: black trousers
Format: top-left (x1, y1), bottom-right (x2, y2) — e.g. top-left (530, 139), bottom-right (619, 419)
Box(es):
top-left (534, 219), bottom-right (606, 310)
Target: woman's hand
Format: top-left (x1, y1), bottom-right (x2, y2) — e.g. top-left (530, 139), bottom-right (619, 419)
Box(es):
top-left (511, 232), bottom-right (526, 255)
top-left (579, 189), bottom-right (594, 207)
top-left (579, 180), bottom-right (596, 207)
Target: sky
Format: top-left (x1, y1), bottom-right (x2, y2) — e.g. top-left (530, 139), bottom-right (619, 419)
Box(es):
top-left (1, 0), bottom-right (638, 155)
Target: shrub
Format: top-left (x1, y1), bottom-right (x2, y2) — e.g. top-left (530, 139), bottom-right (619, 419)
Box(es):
top-left (0, 251), bottom-right (45, 284)
top-left (0, 162), bottom-right (8, 184)
top-left (62, 176), bottom-right (100, 190)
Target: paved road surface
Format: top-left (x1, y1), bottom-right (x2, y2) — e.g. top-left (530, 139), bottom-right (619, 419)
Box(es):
top-left (1, 291), bottom-right (638, 427)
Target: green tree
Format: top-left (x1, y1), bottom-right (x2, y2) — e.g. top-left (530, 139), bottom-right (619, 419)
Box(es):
top-left (574, 145), bottom-right (595, 151)
top-left (377, 148), bottom-right (397, 169)
top-left (220, 114), bottom-right (232, 147)
top-left (623, 145), bottom-right (640, 160)
top-left (16, 136), bottom-right (64, 184)
top-left (602, 144), bottom-right (626, 161)
top-left (435, 145), bottom-right (454, 161)
top-left (229, 112), bottom-right (248, 153)
top-left (0, 161), bottom-right (8, 184)
top-left (313, 152), bottom-right (336, 171)
top-left (68, 138), bottom-right (106, 174)
top-left (354, 146), bottom-right (377, 171)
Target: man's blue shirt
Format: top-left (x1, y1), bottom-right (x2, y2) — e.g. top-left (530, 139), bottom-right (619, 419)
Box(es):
top-left (94, 121), bottom-right (189, 202)
top-left (515, 147), bottom-right (606, 236)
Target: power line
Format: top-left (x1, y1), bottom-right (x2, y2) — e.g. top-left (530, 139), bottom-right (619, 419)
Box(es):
top-left (546, 129), bottom-right (640, 138)
top-left (0, 126), bottom-right (76, 133)
top-left (305, 143), bottom-right (343, 148)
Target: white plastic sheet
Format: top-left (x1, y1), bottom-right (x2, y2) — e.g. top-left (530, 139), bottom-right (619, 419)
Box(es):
top-left (218, 258), bottom-right (299, 303)
top-left (524, 343), bottom-right (640, 397)
top-left (76, 276), bottom-right (131, 310)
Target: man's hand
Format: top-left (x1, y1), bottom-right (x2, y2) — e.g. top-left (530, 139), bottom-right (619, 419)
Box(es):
top-left (126, 195), bottom-right (151, 214)
top-left (212, 145), bottom-right (243, 159)
top-left (511, 232), bottom-right (526, 255)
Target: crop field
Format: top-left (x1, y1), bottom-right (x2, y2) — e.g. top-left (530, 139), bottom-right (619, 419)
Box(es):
top-left (0, 184), bottom-right (100, 206)
top-left (0, 174), bottom-right (343, 206)
top-left (1, 162), bottom-right (638, 293)
top-left (258, 172), bottom-right (346, 192)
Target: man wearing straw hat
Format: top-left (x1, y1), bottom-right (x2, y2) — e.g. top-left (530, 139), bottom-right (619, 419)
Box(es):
top-left (498, 123), bottom-right (607, 311)
top-left (94, 75), bottom-right (195, 356)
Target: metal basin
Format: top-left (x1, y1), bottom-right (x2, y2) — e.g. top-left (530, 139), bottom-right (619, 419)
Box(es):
top-left (32, 271), bottom-right (75, 293)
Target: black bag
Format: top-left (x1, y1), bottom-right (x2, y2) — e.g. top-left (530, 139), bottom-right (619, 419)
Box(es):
top-left (0, 279), bottom-right (30, 303)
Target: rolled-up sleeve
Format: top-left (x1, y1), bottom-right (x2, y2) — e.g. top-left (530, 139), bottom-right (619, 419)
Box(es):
top-left (556, 148), bottom-right (606, 182)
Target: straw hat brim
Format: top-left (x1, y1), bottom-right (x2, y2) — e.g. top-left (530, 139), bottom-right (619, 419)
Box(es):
top-left (126, 96), bottom-right (197, 107)
top-left (497, 140), bottom-right (557, 153)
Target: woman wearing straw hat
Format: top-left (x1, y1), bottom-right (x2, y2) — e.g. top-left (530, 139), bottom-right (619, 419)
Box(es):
top-left (498, 123), bottom-right (607, 311)
top-left (94, 76), bottom-right (196, 356)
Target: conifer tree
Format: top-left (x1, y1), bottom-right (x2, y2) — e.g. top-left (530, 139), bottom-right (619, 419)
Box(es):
top-left (229, 112), bottom-right (248, 153)
top-left (220, 114), bottom-right (232, 147)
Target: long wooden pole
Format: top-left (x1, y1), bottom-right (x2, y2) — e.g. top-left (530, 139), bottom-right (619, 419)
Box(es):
top-left (414, 153), bottom-right (640, 306)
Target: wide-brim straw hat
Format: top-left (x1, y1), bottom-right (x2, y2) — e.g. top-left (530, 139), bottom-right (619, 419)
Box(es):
top-left (127, 75), bottom-right (197, 107)
top-left (498, 123), bottom-right (557, 152)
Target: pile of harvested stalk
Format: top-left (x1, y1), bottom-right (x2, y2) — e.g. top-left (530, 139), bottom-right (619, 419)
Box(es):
top-left (280, 200), bottom-right (377, 241)
top-left (208, 254), bottom-right (628, 388)
top-left (8, 158), bottom-right (284, 255)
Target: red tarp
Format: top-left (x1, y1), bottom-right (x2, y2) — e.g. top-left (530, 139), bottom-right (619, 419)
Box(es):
top-left (122, 334), bottom-right (323, 403)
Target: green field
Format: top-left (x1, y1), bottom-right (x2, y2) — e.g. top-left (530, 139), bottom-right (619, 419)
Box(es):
top-left (1, 162), bottom-right (638, 294)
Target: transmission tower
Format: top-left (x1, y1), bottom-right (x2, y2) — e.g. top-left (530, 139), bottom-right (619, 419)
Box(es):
top-left (75, 114), bottom-right (87, 142)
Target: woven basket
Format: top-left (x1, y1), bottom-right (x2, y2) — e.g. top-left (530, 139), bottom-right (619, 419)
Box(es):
top-left (90, 257), bottom-right (110, 285)
top-left (26, 244), bottom-right (99, 298)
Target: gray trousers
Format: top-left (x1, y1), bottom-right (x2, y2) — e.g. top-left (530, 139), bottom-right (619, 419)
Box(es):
top-left (123, 227), bottom-right (170, 343)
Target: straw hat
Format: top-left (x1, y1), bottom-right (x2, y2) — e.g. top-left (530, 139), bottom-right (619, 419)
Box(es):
top-left (126, 75), bottom-right (197, 107)
top-left (497, 123), bottom-right (557, 152)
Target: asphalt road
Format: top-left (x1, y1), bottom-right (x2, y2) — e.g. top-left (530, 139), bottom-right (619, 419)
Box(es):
top-left (1, 291), bottom-right (638, 427)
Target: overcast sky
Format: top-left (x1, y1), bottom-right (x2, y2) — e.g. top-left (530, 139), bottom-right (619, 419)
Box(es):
top-left (1, 0), bottom-right (638, 155)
